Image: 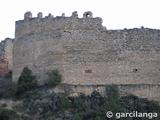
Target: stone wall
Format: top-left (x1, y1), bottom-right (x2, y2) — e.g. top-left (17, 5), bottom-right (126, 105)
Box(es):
top-left (0, 38), bottom-right (13, 71)
top-left (54, 84), bottom-right (160, 101)
top-left (12, 11), bottom-right (160, 101)
top-left (13, 11), bottom-right (104, 83)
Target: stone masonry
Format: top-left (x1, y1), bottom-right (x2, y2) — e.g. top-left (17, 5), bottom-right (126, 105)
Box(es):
top-left (4, 11), bottom-right (160, 101)
top-left (0, 38), bottom-right (13, 73)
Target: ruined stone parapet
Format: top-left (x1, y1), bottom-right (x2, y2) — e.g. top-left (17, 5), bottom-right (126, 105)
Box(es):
top-left (15, 11), bottom-right (104, 38)
top-left (71, 11), bottom-right (78, 18)
top-left (83, 11), bottom-right (93, 18)
top-left (24, 11), bottom-right (32, 20)
top-left (62, 13), bottom-right (65, 17)
top-left (37, 12), bottom-right (43, 19)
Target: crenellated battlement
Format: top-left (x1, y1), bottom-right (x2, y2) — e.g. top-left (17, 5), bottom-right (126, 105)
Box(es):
top-left (15, 11), bottom-right (104, 38)
top-left (23, 11), bottom-right (94, 20)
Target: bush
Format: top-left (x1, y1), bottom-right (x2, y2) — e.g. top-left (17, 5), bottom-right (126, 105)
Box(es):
top-left (45, 69), bottom-right (62, 87)
top-left (0, 82), bottom-right (17, 99)
top-left (105, 85), bottom-right (123, 119)
top-left (74, 113), bottom-right (82, 120)
top-left (105, 84), bottom-right (120, 100)
top-left (16, 67), bottom-right (37, 95)
top-left (59, 95), bottom-right (72, 111)
top-left (0, 108), bottom-right (32, 120)
top-left (0, 109), bottom-right (18, 120)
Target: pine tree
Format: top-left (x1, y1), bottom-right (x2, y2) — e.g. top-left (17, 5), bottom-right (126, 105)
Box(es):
top-left (16, 67), bottom-right (37, 95)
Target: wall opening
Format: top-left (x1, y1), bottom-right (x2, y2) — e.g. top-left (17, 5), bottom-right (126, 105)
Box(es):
top-left (85, 69), bottom-right (92, 73)
top-left (133, 68), bottom-right (138, 73)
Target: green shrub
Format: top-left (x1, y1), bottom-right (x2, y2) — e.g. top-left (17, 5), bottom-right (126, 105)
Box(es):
top-left (45, 69), bottom-right (62, 87)
top-left (105, 84), bottom-right (120, 100)
top-left (59, 95), bottom-right (72, 111)
top-left (74, 113), bottom-right (82, 120)
top-left (0, 108), bottom-right (32, 120)
top-left (95, 116), bottom-right (101, 120)
top-left (0, 82), bottom-right (17, 99)
top-left (0, 109), bottom-right (19, 120)
top-left (16, 67), bottom-right (37, 95)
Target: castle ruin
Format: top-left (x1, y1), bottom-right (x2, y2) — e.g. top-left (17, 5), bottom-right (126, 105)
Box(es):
top-left (1, 11), bottom-right (160, 101)
top-left (0, 38), bottom-right (13, 75)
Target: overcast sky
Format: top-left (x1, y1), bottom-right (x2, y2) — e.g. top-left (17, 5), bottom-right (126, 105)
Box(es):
top-left (1, 0), bottom-right (160, 40)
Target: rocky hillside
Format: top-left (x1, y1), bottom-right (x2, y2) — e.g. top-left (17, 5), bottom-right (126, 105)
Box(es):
top-left (0, 84), bottom-right (160, 120)
top-left (0, 68), bottom-right (159, 120)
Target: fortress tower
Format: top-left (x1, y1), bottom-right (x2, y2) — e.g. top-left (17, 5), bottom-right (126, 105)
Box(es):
top-left (0, 38), bottom-right (13, 75)
top-left (13, 11), bottom-right (104, 83)
top-left (12, 11), bottom-right (160, 101)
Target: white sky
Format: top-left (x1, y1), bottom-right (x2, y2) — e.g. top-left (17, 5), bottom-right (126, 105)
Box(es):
top-left (1, 0), bottom-right (160, 40)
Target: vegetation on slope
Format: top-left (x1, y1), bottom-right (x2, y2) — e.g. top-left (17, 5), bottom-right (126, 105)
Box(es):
top-left (16, 67), bottom-right (38, 96)
top-left (0, 85), bottom-right (159, 120)
top-left (0, 68), bottom-right (159, 120)
top-left (45, 69), bottom-right (62, 87)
